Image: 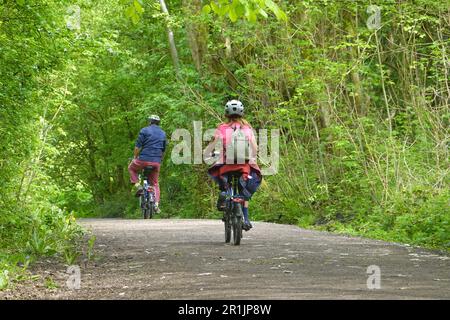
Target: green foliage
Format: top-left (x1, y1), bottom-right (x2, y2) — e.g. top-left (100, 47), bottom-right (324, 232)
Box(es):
top-left (44, 276), bottom-right (59, 290)
top-left (0, 0), bottom-right (87, 289)
top-left (203, 0), bottom-right (287, 23)
top-left (1, 0), bottom-right (449, 295)
top-left (86, 235), bottom-right (96, 262)
top-left (0, 270), bottom-right (9, 290)
top-left (56, 0), bottom-right (447, 252)
top-left (123, 0), bottom-right (145, 24)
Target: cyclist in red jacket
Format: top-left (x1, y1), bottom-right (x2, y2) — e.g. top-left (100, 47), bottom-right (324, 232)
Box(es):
top-left (207, 100), bottom-right (262, 231)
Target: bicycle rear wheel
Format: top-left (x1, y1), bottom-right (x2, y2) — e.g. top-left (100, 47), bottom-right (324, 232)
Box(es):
top-left (148, 202), bottom-right (155, 219)
top-left (231, 204), bottom-right (243, 245)
top-left (140, 194), bottom-right (149, 219)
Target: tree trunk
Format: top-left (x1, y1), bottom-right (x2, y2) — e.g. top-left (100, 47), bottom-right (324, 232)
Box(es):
top-left (183, 0), bottom-right (207, 73)
top-left (159, 0), bottom-right (180, 77)
top-left (343, 7), bottom-right (369, 117)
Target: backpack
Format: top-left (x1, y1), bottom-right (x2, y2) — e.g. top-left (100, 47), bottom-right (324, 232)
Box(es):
top-left (225, 125), bottom-right (251, 164)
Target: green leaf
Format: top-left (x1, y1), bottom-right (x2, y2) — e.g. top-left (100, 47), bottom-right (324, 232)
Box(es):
top-left (202, 4), bottom-right (212, 14)
top-left (133, 0), bottom-right (144, 14)
top-left (235, 3), bottom-right (245, 16)
top-left (210, 2), bottom-right (220, 14)
top-left (276, 9), bottom-right (288, 22)
top-left (125, 6), bottom-right (134, 18)
top-left (131, 12), bottom-right (140, 24)
top-left (248, 9), bottom-right (257, 23)
top-left (264, 0), bottom-right (277, 11)
top-left (258, 8), bottom-right (268, 19)
top-left (218, 5), bottom-right (230, 16)
top-left (229, 7), bottom-right (238, 22)
top-left (264, 0), bottom-right (287, 21)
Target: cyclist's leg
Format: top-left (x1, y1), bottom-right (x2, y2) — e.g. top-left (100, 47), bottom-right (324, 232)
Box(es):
top-left (242, 201), bottom-right (252, 230)
top-left (129, 159), bottom-right (146, 197)
top-left (216, 175), bottom-right (227, 211)
top-left (128, 159), bottom-right (142, 184)
top-left (147, 162), bottom-right (161, 203)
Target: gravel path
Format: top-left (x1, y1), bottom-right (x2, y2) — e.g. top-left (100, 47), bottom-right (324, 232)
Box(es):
top-left (1, 218), bottom-right (449, 299)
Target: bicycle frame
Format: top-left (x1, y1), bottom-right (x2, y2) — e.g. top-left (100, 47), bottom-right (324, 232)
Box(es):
top-left (139, 170), bottom-right (156, 219)
top-left (142, 176), bottom-right (155, 202)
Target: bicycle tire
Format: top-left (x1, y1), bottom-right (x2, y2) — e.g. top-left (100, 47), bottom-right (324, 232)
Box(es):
top-left (149, 202), bottom-right (155, 219)
top-left (140, 194), bottom-right (149, 219)
top-left (232, 204), bottom-right (243, 245)
top-left (224, 216), bottom-right (231, 243)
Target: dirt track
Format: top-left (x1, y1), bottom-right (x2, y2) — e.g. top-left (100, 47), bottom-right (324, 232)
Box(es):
top-left (1, 218), bottom-right (449, 299)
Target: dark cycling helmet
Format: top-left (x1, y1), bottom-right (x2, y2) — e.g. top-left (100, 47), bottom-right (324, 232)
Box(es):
top-left (225, 100), bottom-right (244, 117)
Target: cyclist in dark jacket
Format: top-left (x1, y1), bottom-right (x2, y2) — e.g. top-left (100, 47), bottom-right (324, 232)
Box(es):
top-left (128, 115), bottom-right (166, 211)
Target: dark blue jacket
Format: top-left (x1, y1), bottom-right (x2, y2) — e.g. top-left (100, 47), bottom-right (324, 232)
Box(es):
top-left (135, 125), bottom-right (166, 163)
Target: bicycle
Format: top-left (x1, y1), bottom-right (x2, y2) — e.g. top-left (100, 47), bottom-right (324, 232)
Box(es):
top-left (139, 166), bottom-right (157, 219)
top-left (222, 172), bottom-right (245, 245)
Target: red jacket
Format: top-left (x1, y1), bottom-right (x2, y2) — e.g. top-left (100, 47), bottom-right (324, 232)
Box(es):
top-left (208, 122), bottom-right (262, 181)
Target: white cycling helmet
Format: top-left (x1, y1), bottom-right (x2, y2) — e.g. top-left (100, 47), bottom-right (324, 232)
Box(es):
top-left (148, 114), bottom-right (160, 122)
top-left (225, 100), bottom-right (244, 117)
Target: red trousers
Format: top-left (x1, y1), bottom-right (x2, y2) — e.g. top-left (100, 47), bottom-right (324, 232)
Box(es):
top-left (128, 159), bottom-right (161, 202)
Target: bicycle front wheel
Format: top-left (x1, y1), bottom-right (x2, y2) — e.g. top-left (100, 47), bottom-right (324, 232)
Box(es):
top-left (224, 216), bottom-right (231, 243)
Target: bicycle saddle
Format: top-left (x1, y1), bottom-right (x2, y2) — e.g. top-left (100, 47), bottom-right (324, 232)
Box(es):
top-left (226, 171), bottom-right (243, 179)
top-left (142, 166), bottom-right (154, 176)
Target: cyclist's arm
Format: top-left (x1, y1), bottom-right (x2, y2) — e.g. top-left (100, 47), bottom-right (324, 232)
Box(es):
top-left (133, 147), bottom-right (141, 159)
top-left (250, 140), bottom-right (258, 160)
top-left (204, 135), bottom-right (220, 158)
top-left (249, 128), bottom-right (258, 161)
top-left (134, 129), bottom-right (145, 159)
top-left (161, 137), bottom-right (167, 161)
top-left (208, 126), bottom-right (224, 156)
